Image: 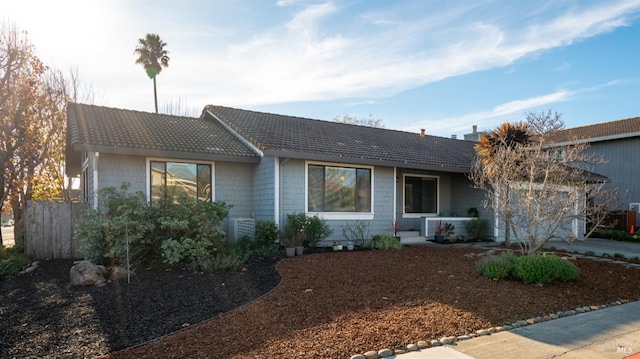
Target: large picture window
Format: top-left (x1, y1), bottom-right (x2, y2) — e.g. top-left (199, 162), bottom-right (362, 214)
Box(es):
top-left (150, 161), bottom-right (212, 201)
top-left (404, 175), bottom-right (438, 214)
top-left (308, 164), bottom-right (371, 212)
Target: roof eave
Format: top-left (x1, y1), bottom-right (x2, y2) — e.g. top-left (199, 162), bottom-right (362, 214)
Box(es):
top-left (72, 144), bottom-right (261, 164)
top-left (264, 149), bottom-right (471, 173)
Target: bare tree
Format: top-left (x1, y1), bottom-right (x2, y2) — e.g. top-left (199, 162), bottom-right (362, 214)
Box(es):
top-left (334, 114), bottom-right (384, 128)
top-left (470, 110), bottom-right (616, 255)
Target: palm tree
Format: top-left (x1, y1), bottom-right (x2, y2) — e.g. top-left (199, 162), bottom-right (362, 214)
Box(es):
top-left (134, 34), bottom-right (170, 113)
top-left (474, 122), bottom-right (530, 246)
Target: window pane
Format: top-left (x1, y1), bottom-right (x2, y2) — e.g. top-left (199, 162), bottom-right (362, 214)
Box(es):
top-left (308, 165), bottom-right (325, 211)
top-left (307, 164), bottom-right (372, 213)
top-left (356, 168), bottom-right (371, 212)
top-left (151, 161), bottom-right (166, 201)
top-left (405, 176), bottom-right (437, 214)
top-left (325, 167), bottom-right (355, 211)
top-left (197, 164), bottom-right (211, 202)
top-left (166, 162), bottom-right (197, 197)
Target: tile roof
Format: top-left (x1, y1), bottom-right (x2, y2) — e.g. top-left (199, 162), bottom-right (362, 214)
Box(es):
top-left (204, 105), bottom-right (477, 172)
top-left (66, 103), bottom-right (260, 175)
top-left (545, 117), bottom-right (640, 144)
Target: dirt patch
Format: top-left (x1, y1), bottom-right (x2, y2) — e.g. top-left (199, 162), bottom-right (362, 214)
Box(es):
top-left (2, 247), bottom-right (640, 359)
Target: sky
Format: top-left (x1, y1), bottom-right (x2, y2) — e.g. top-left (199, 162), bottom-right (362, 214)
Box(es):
top-left (2, 0), bottom-right (639, 138)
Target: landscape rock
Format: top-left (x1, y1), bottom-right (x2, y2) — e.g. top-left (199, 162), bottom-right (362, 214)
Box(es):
top-left (417, 341), bottom-right (429, 349)
top-left (70, 262), bottom-right (107, 286)
top-left (378, 348), bottom-right (393, 358)
top-left (363, 350), bottom-right (378, 359)
top-left (406, 344), bottom-right (418, 351)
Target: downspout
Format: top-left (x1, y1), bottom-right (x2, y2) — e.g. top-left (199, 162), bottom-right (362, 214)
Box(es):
top-left (274, 157), bottom-right (280, 226)
top-left (93, 152), bottom-right (99, 209)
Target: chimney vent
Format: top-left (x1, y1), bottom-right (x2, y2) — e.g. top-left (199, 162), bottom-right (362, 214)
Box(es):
top-left (451, 134), bottom-right (457, 139)
top-left (420, 129), bottom-right (425, 137)
top-left (472, 125), bottom-right (477, 134)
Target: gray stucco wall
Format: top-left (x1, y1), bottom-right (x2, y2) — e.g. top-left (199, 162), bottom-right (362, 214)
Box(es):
top-left (253, 156), bottom-right (277, 222)
top-left (98, 153), bottom-right (147, 194)
top-left (215, 162), bottom-right (254, 219)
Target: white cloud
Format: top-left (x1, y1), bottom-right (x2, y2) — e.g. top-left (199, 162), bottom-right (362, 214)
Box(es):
top-left (399, 90), bottom-right (573, 136)
top-left (199, 0), bottom-right (640, 107)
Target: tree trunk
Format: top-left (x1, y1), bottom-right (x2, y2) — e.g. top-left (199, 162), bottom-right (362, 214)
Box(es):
top-left (153, 76), bottom-right (158, 113)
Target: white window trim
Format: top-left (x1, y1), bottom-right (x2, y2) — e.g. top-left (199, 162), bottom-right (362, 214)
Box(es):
top-left (305, 160), bottom-right (375, 220)
top-left (145, 157), bottom-right (216, 202)
top-left (402, 174), bottom-right (440, 219)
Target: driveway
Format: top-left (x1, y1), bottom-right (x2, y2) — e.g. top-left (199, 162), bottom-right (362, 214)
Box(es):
top-left (543, 238), bottom-right (640, 259)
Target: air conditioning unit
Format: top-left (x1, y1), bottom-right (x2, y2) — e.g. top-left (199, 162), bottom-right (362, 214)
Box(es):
top-left (227, 218), bottom-right (255, 243)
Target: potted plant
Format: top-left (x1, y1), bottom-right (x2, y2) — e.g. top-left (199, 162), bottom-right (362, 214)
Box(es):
top-left (282, 236), bottom-right (296, 257)
top-left (294, 232), bottom-right (306, 256)
top-left (444, 222), bottom-right (455, 238)
top-left (434, 221), bottom-right (445, 243)
top-left (467, 207), bottom-right (479, 218)
top-left (347, 241), bottom-right (354, 251)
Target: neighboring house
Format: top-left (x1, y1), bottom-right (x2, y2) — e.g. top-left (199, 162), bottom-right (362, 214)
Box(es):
top-left (66, 103), bottom-right (488, 244)
top-left (546, 117), bottom-right (640, 228)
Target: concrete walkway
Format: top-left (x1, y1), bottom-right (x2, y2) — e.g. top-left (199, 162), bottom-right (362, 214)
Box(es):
top-left (392, 301), bottom-right (640, 359)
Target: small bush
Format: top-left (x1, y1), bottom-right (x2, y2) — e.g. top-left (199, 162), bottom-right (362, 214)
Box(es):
top-left (464, 218), bottom-right (490, 240)
top-left (363, 234), bottom-right (403, 250)
top-left (255, 220), bottom-right (279, 246)
top-left (284, 213), bottom-right (332, 248)
top-left (614, 252), bottom-right (625, 259)
top-left (475, 252), bottom-right (516, 280)
top-left (476, 251), bottom-right (579, 284)
top-left (591, 229), bottom-right (640, 242)
top-left (512, 254), bottom-right (580, 284)
top-left (0, 244), bottom-right (29, 278)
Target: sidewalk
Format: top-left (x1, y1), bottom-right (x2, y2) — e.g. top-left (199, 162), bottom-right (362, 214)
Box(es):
top-left (393, 300), bottom-right (640, 359)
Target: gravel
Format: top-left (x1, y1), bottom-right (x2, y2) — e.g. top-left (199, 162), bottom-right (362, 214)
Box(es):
top-left (2, 246), bottom-right (640, 359)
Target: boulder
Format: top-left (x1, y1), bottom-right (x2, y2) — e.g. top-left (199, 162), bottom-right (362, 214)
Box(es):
top-left (70, 261), bottom-right (107, 286)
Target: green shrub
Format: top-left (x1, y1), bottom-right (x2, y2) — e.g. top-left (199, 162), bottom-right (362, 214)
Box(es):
top-left (476, 251), bottom-right (579, 284)
top-left (512, 254), bottom-right (580, 284)
top-left (284, 213), bottom-right (332, 248)
top-left (255, 220), bottom-right (279, 246)
top-left (76, 183), bottom-right (230, 271)
top-left (591, 229), bottom-right (640, 242)
top-left (475, 251), bottom-right (516, 280)
top-left (0, 245), bottom-right (29, 278)
top-left (464, 218), bottom-right (490, 240)
top-left (363, 234), bottom-right (403, 250)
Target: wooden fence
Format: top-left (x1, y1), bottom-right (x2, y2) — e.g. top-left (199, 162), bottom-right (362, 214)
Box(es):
top-left (24, 201), bottom-right (83, 259)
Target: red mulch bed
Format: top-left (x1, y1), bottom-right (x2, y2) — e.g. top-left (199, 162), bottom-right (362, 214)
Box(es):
top-left (105, 247), bottom-right (640, 358)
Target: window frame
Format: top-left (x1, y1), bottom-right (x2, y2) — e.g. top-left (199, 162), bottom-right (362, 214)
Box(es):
top-left (402, 174), bottom-right (439, 218)
top-left (146, 158), bottom-right (215, 202)
top-left (305, 161), bottom-right (375, 220)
